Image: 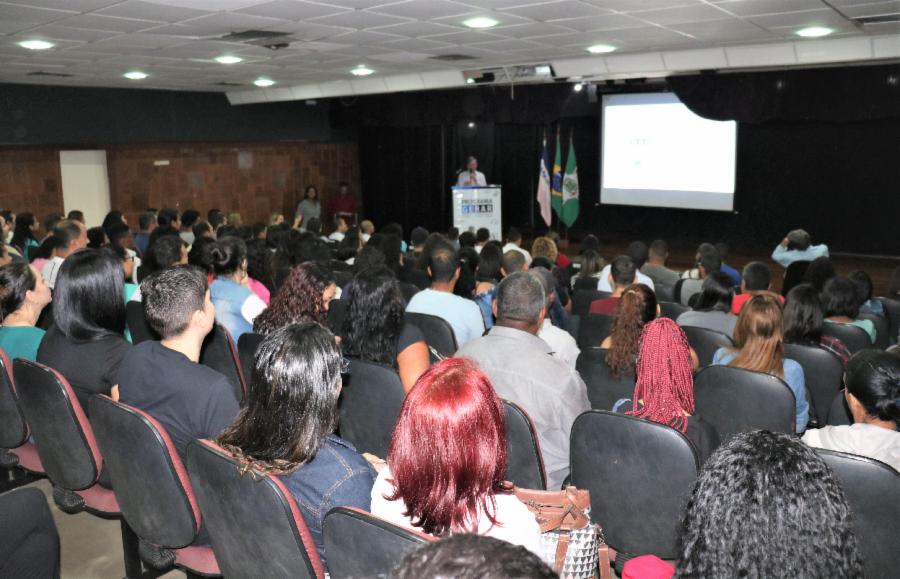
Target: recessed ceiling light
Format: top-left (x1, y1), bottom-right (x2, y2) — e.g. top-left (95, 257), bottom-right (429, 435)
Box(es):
top-left (796, 26), bottom-right (833, 37)
top-left (586, 44), bottom-right (616, 54)
top-left (463, 17), bottom-right (498, 29)
top-left (573, 83), bottom-right (584, 92)
top-left (215, 55), bottom-right (243, 64)
top-left (18, 40), bottom-right (54, 50)
top-left (124, 71), bottom-right (148, 80)
top-left (253, 77), bottom-right (275, 87)
top-left (466, 77), bottom-right (475, 84)
top-left (350, 65), bottom-right (374, 76)
top-left (467, 121), bottom-right (476, 129)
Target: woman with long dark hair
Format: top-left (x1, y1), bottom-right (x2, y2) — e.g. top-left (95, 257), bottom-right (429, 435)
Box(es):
top-left (822, 277), bottom-right (877, 344)
top-left (676, 271), bottom-right (737, 337)
top-left (370, 358), bottom-right (541, 553)
top-left (36, 250), bottom-right (131, 412)
top-left (295, 185), bottom-right (321, 227)
top-left (254, 263), bottom-right (335, 335)
top-left (784, 283), bottom-right (851, 364)
top-left (473, 241), bottom-right (503, 329)
top-left (341, 266), bottom-right (429, 393)
top-left (10, 212), bottom-right (39, 260)
top-left (219, 322), bottom-right (374, 566)
top-left (0, 263), bottom-right (51, 361)
top-left (206, 237), bottom-right (267, 340)
top-left (603, 284), bottom-right (673, 377)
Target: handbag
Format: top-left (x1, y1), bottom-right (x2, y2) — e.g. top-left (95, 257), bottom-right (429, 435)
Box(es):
top-left (514, 486), bottom-right (612, 579)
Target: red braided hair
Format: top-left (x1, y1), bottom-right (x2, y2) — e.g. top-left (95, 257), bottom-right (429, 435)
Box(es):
top-left (629, 317), bottom-right (695, 432)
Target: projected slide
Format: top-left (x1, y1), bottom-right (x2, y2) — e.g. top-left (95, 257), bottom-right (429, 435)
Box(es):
top-left (601, 93), bottom-right (737, 211)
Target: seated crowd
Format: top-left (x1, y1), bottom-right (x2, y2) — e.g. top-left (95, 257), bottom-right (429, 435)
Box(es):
top-left (0, 205), bottom-right (898, 577)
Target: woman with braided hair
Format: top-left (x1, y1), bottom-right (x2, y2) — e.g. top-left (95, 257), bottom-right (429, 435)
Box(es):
top-left (613, 317), bottom-right (719, 463)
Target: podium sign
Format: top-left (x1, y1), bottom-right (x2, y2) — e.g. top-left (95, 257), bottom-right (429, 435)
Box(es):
top-left (452, 186), bottom-right (502, 241)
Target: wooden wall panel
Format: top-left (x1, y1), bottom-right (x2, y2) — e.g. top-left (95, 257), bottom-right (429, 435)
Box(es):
top-left (0, 150), bottom-right (64, 231)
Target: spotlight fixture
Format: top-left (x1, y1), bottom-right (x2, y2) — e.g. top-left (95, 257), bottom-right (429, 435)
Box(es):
top-left (796, 26), bottom-right (833, 37)
top-left (467, 121), bottom-right (476, 129)
top-left (463, 16), bottom-right (498, 29)
top-left (350, 65), bottom-right (374, 76)
top-left (123, 71), bottom-right (148, 80)
top-left (18, 40), bottom-right (54, 50)
top-left (573, 82), bottom-right (584, 92)
top-left (215, 55), bottom-right (243, 64)
top-left (466, 77), bottom-right (475, 84)
top-left (253, 77), bottom-right (275, 87)
top-left (586, 44), bottom-right (616, 54)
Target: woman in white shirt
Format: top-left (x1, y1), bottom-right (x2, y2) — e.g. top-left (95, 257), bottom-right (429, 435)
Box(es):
top-left (369, 358), bottom-right (542, 555)
top-left (803, 350), bottom-right (900, 472)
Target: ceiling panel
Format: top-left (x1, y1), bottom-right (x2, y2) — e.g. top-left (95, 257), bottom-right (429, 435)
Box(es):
top-left (95, 0), bottom-right (213, 22)
top-left (53, 13), bottom-right (163, 32)
top-left (500, 0), bottom-right (612, 21)
top-left (307, 10), bottom-right (413, 28)
top-left (369, 0), bottom-right (475, 20)
top-left (233, 0), bottom-right (350, 20)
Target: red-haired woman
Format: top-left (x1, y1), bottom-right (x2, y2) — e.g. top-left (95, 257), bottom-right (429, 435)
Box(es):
top-left (369, 358), bottom-right (542, 553)
top-left (614, 317), bottom-right (719, 463)
top-left (253, 262), bottom-right (336, 335)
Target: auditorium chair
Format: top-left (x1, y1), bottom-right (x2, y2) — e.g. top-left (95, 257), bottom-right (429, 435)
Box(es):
top-left (0, 348), bottom-right (44, 490)
top-left (570, 411), bottom-right (698, 571)
top-left (126, 300), bottom-right (158, 344)
top-left (89, 396), bottom-right (220, 577)
top-left (654, 283), bottom-right (675, 303)
top-left (399, 282), bottom-right (420, 304)
top-left (504, 400), bottom-right (547, 490)
top-left (339, 359), bottom-right (405, 457)
top-left (186, 440), bottom-right (325, 579)
top-left (658, 301), bottom-right (689, 321)
top-left (576, 348), bottom-right (636, 411)
top-left (326, 298), bottom-right (347, 335)
top-left (323, 507), bottom-right (434, 579)
top-left (199, 324), bottom-right (247, 404)
top-left (236, 332), bottom-right (264, 388)
top-left (821, 322), bottom-right (873, 355)
top-left (680, 326), bottom-right (734, 367)
top-left (572, 289), bottom-right (611, 316)
top-left (0, 487), bottom-right (61, 578)
top-left (817, 449), bottom-right (900, 578)
top-left (13, 359), bottom-right (144, 577)
top-left (693, 366), bottom-right (795, 441)
top-left (577, 314), bottom-right (615, 349)
top-left (875, 297), bottom-right (899, 345)
top-left (826, 390), bottom-right (854, 426)
top-left (858, 313), bottom-right (890, 350)
top-left (672, 278), bottom-right (687, 305)
top-left (405, 312), bottom-right (458, 362)
top-left (785, 343), bottom-right (844, 427)
top-left (781, 260), bottom-right (810, 297)
top-left (573, 276), bottom-right (601, 292)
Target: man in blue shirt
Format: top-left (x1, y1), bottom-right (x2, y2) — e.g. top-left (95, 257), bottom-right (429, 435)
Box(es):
top-left (772, 229), bottom-right (829, 268)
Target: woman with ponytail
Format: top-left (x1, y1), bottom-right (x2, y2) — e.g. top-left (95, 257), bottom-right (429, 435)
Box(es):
top-left (0, 263), bottom-right (51, 361)
top-left (614, 317), bottom-right (719, 463)
top-left (205, 236), bottom-right (267, 340)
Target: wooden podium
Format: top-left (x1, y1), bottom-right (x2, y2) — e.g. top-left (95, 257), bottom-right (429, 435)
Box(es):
top-left (451, 186), bottom-right (502, 241)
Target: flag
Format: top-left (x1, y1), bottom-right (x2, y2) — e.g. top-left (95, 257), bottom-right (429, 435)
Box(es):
top-left (561, 132), bottom-right (580, 227)
top-left (551, 127), bottom-right (563, 218)
top-left (536, 132), bottom-right (552, 226)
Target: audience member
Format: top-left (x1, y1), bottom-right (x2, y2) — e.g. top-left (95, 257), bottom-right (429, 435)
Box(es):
top-left (41, 220), bottom-right (87, 289)
top-left (192, 220), bottom-right (213, 242)
top-left (530, 236), bottom-right (557, 265)
top-left (732, 261), bottom-right (779, 314)
top-left (457, 272), bottom-right (589, 489)
top-left (641, 239), bottom-right (679, 288)
top-left (327, 181), bottom-right (358, 224)
top-left (140, 235), bottom-right (188, 282)
top-left (296, 185), bottom-right (321, 227)
top-left (454, 246), bottom-right (479, 299)
top-left (305, 217), bottom-right (323, 238)
top-left (10, 212), bottom-right (39, 260)
top-left (0, 244), bottom-right (10, 268)
top-left (598, 248), bottom-right (654, 293)
top-left (473, 241), bottom-right (503, 329)
top-left (0, 214), bottom-right (20, 261)
top-left (408, 227), bottom-right (429, 262)
top-left (772, 228), bottom-right (830, 267)
top-left (823, 277), bottom-right (877, 344)
top-left (447, 226), bottom-right (460, 249)
top-left (614, 318), bottom-right (719, 463)
top-left (848, 269), bottom-right (885, 317)
top-left (712, 294), bottom-right (809, 432)
top-left (570, 249), bottom-right (604, 288)
top-left (530, 267), bottom-right (580, 369)
top-left (207, 208), bottom-right (225, 232)
top-left (219, 322), bottom-right (373, 566)
top-left (328, 217), bottom-right (348, 242)
top-left (352, 245), bottom-right (385, 273)
top-left (803, 350), bottom-right (900, 471)
top-left (676, 272), bottom-right (737, 337)
top-left (157, 207), bottom-right (181, 230)
top-left (579, 233), bottom-right (600, 255)
top-left (714, 242), bottom-right (741, 287)
top-left (679, 242), bottom-right (716, 281)
top-left (500, 249), bottom-right (527, 277)
top-left (395, 535), bottom-right (556, 579)
top-left (42, 213), bottom-right (63, 240)
top-left (66, 210), bottom-right (84, 224)
top-left (0, 263), bottom-right (51, 361)
top-left (179, 209), bottom-right (199, 245)
top-left (406, 246), bottom-right (485, 347)
top-left (803, 255), bottom-right (837, 293)
top-left (104, 245), bottom-right (138, 303)
top-left (36, 250), bottom-right (131, 413)
top-left (590, 255), bottom-right (637, 315)
top-left (254, 263), bottom-right (335, 335)
top-left (679, 245), bottom-right (721, 307)
top-left (502, 227), bottom-right (532, 266)
top-left (86, 226), bottom-right (107, 249)
top-left (784, 284), bottom-right (852, 364)
top-left (545, 230), bottom-right (571, 269)
top-left (458, 230), bottom-right (476, 249)
top-left (227, 212), bottom-right (242, 227)
top-left (370, 358), bottom-right (541, 553)
top-left (244, 238), bottom-right (274, 303)
top-left (342, 266), bottom-right (429, 393)
top-left (27, 236), bottom-right (57, 273)
top-left (206, 237), bottom-right (267, 341)
top-left (603, 283), bottom-right (656, 377)
top-left (101, 210), bottom-right (127, 232)
top-left (360, 219), bottom-right (375, 242)
top-left (134, 211), bottom-right (157, 256)
top-left (269, 213), bottom-right (284, 227)
top-left (474, 227), bottom-right (490, 254)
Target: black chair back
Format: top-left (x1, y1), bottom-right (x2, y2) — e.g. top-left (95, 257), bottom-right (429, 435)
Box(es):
top-left (324, 507), bottom-right (433, 579)
top-left (858, 313), bottom-right (889, 350)
top-left (576, 348), bottom-right (635, 410)
top-left (399, 282), bottom-right (420, 304)
top-left (876, 297), bottom-right (899, 345)
top-left (817, 449), bottom-right (900, 578)
top-left (577, 314), bottom-right (615, 349)
top-left (13, 360), bottom-right (102, 491)
top-left (0, 348), bottom-right (28, 450)
top-left (405, 312), bottom-right (458, 360)
top-left (821, 322), bottom-right (872, 355)
top-left (573, 276), bottom-right (600, 292)
top-left (327, 299), bottom-right (347, 335)
top-left (693, 365), bottom-right (795, 441)
top-left (781, 260), bottom-right (810, 296)
top-left (680, 326), bottom-right (734, 367)
top-left (90, 396), bottom-right (200, 548)
top-left (672, 278), bottom-right (686, 305)
top-left (658, 301), bottom-right (689, 321)
top-left (186, 440), bottom-right (325, 579)
top-left (503, 400), bottom-right (546, 490)
top-left (339, 359), bottom-right (404, 457)
top-left (654, 283), bottom-right (674, 303)
top-left (199, 324), bottom-right (247, 404)
top-left (570, 411), bottom-right (698, 558)
top-left (785, 343), bottom-right (843, 427)
top-left (572, 290), bottom-right (611, 316)
top-left (126, 300), bottom-right (158, 344)
top-left (236, 332), bottom-right (264, 389)
top-left (826, 389), bottom-right (853, 426)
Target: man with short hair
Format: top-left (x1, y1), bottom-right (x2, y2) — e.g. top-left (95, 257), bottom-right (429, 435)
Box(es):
top-left (135, 211), bottom-right (157, 256)
top-left (328, 217), bottom-right (348, 242)
top-left (474, 227), bottom-right (490, 254)
top-left (590, 255), bottom-right (637, 315)
top-left (597, 241), bottom-right (655, 292)
top-left (457, 272), bottom-right (589, 489)
top-left (406, 245), bottom-right (485, 347)
top-left (41, 220), bottom-right (87, 289)
top-left (327, 181), bottom-right (358, 225)
top-left (772, 229), bottom-right (829, 268)
top-left (179, 209), bottom-right (200, 245)
top-left (732, 261), bottom-right (782, 314)
top-left (359, 219), bottom-right (375, 242)
top-left (207, 209), bottom-right (225, 232)
top-left (715, 242), bottom-right (742, 287)
top-left (502, 228), bottom-right (532, 266)
top-left (408, 226), bottom-right (429, 260)
top-left (157, 207), bottom-right (180, 230)
top-left (118, 266), bottom-right (239, 460)
top-left (65, 210), bottom-right (84, 224)
top-left (531, 268), bottom-right (580, 369)
top-left (501, 250), bottom-right (527, 277)
top-left (641, 239), bottom-right (680, 288)
top-left (680, 246), bottom-right (722, 307)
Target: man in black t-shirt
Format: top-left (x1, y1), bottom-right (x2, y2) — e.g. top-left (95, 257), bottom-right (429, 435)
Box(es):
top-left (118, 266), bottom-right (239, 459)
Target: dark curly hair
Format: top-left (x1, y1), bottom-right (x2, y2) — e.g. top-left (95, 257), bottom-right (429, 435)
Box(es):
top-left (676, 430), bottom-right (863, 579)
top-left (253, 262), bottom-right (334, 335)
top-left (605, 284), bottom-right (657, 377)
top-left (341, 265), bottom-right (405, 367)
